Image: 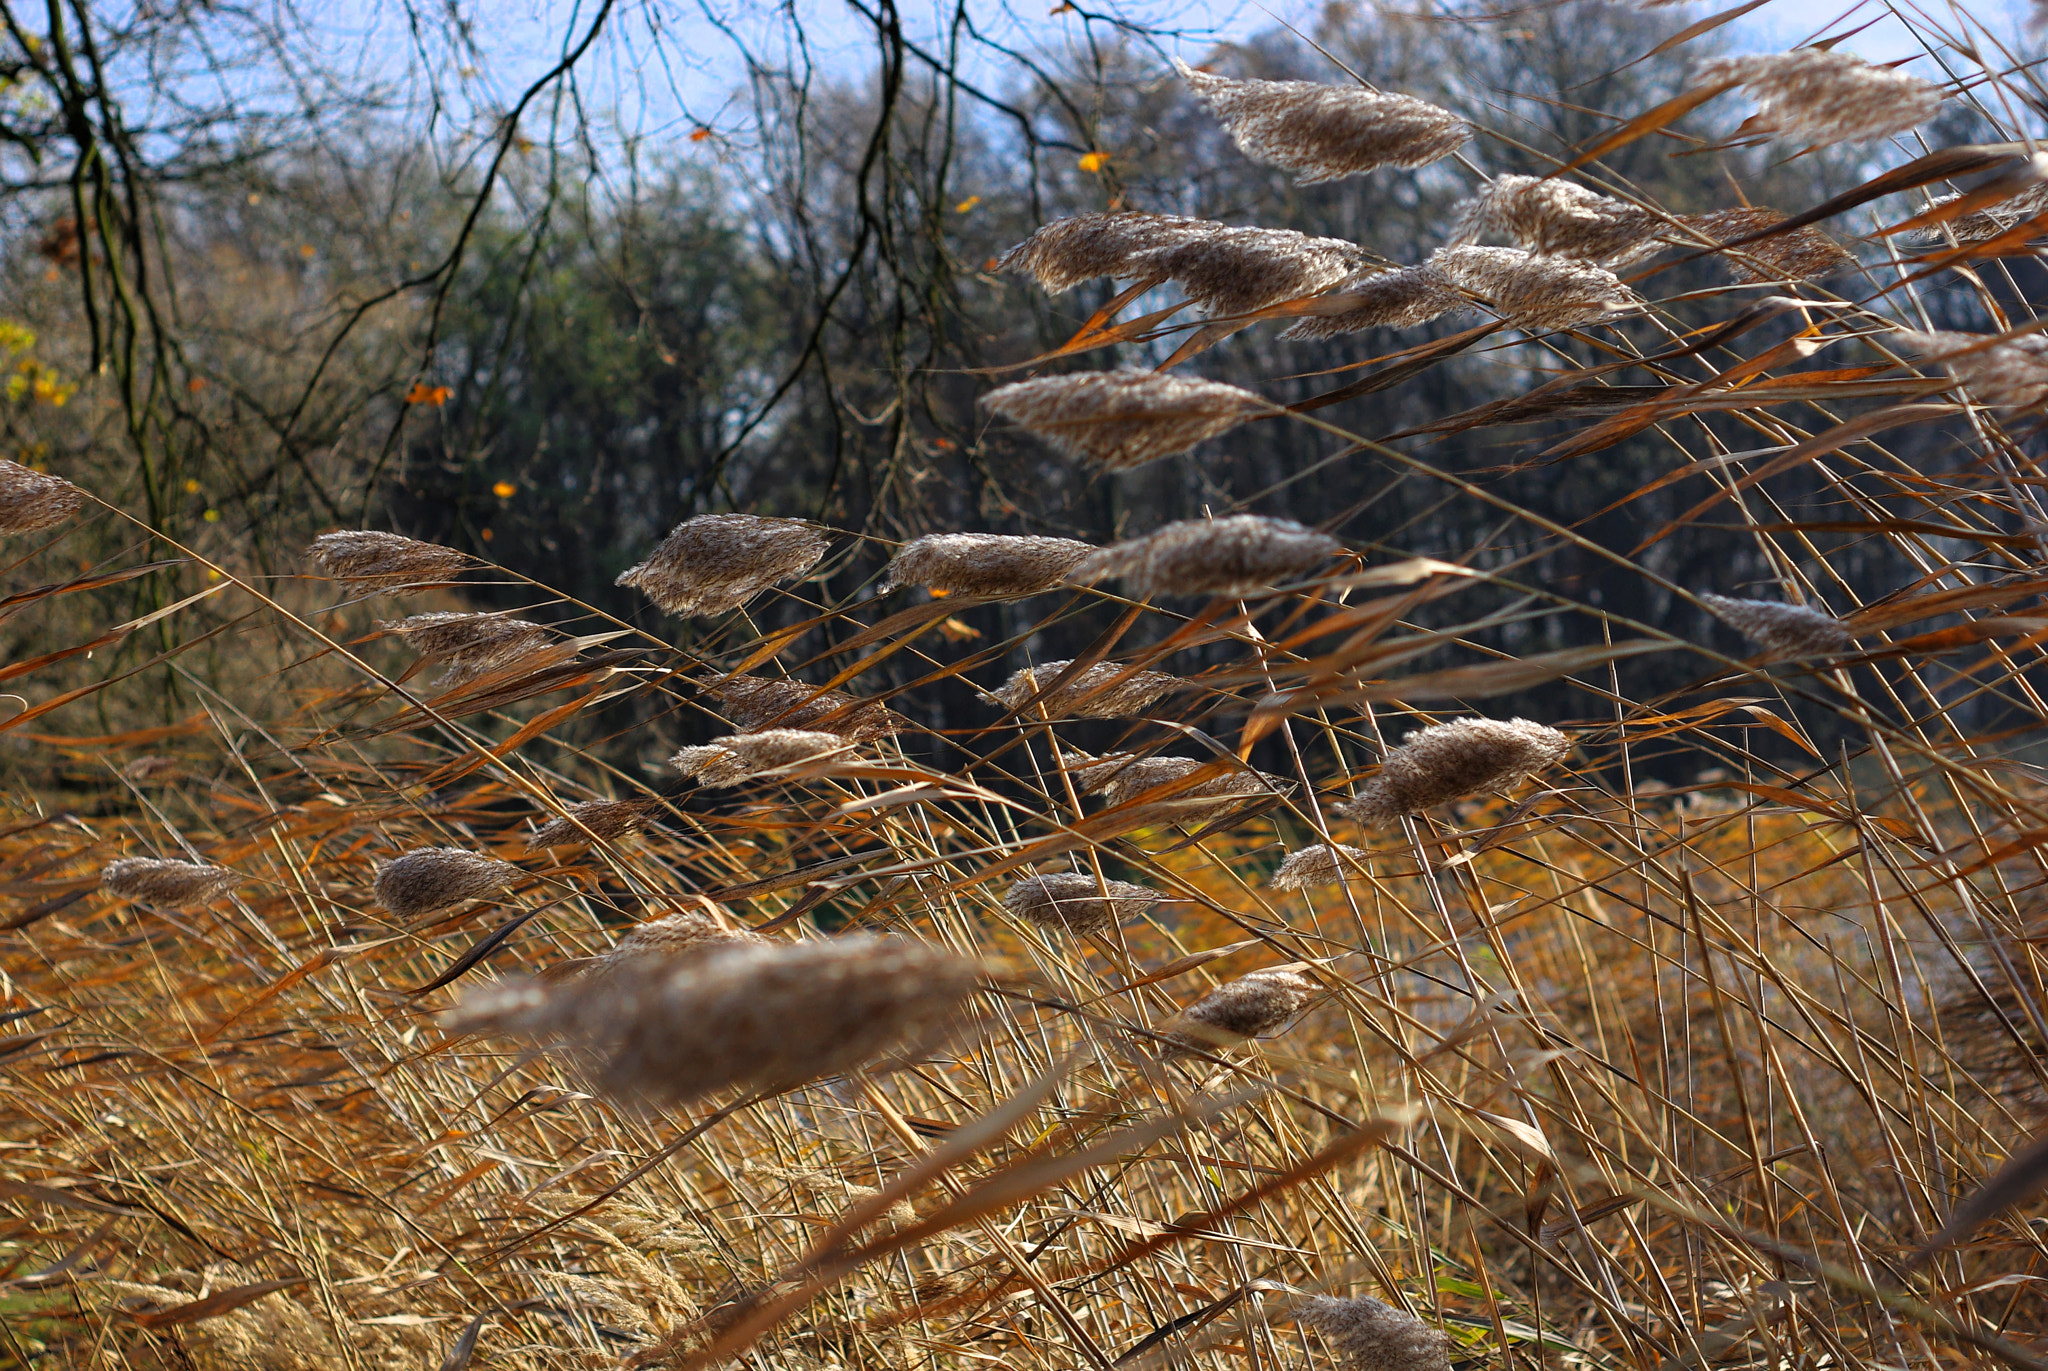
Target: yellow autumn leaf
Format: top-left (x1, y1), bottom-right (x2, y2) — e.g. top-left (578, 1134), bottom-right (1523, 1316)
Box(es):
top-left (1078, 151), bottom-right (1109, 172)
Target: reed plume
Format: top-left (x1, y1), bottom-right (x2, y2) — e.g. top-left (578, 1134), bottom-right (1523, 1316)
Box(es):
top-left (1450, 175), bottom-right (1661, 264)
top-left (380, 611), bottom-right (560, 687)
top-left (445, 935), bottom-right (983, 1105)
top-left (1292, 1294), bottom-right (1453, 1371)
top-left (1072, 753), bottom-right (1291, 806)
top-left (1427, 246), bottom-right (1637, 332)
top-left (881, 532), bottom-right (1093, 598)
top-left (1679, 207), bottom-right (1856, 283)
top-left (981, 371), bottom-right (1271, 471)
top-left (983, 659), bottom-right (1183, 718)
top-left (1279, 264), bottom-right (1465, 339)
top-left (1160, 965), bottom-right (1317, 1055)
top-left (700, 673), bottom-right (903, 741)
top-left (1072, 514), bottom-right (1341, 597)
top-left (526, 798), bottom-right (655, 851)
top-left (616, 513), bottom-right (829, 617)
top-left (1917, 183), bottom-right (2048, 244)
top-left (1270, 843), bottom-right (1372, 891)
top-left (1695, 50), bottom-right (1942, 145)
top-left (0, 458), bottom-right (85, 534)
top-left (1131, 225), bottom-right (1363, 317)
top-left (373, 847), bottom-right (520, 919)
top-left (120, 755), bottom-right (180, 784)
top-left (596, 904), bottom-right (762, 971)
top-left (306, 529), bottom-right (468, 591)
top-left (1700, 593), bottom-right (1855, 658)
top-left (100, 856), bottom-right (239, 910)
top-left (670, 729), bottom-right (854, 787)
top-left (1174, 59), bottom-right (1468, 182)
top-left (997, 211), bottom-right (1223, 293)
top-left (1339, 717), bottom-right (1570, 823)
top-left (1894, 329), bottom-right (2048, 411)
top-left (1003, 871), bottom-right (1158, 935)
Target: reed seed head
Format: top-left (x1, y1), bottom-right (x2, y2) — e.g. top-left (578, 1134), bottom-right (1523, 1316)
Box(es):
top-left (670, 729), bottom-right (854, 787)
top-left (1071, 514), bottom-right (1341, 597)
top-left (380, 611), bottom-right (560, 687)
top-left (1278, 265), bottom-right (1465, 339)
top-left (1916, 182), bottom-right (2048, 245)
top-left (1679, 208), bottom-right (1856, 283)
top-left (1130, 224), bottom-right (1364, 317)
top-left (981, 371), bottom-right (1271, 471)
top-left (1293, 1294), bottom-right (1453, 1371)
top-left (1003, 871), bottom-right (1158, 935)
top-left (983, 660), bottom-right (1183, 718)
top-left (1451, 175), bottom-right (1662, 264)
top-left (1072, 753), bottom-right (1291, 806)
top-left (1340, 717), bottom-right (1570, 824)
top-left (700, 673), bottom-right (903, 741)
top-left (445, 935), bottom-right (983, 1105)
top-left (616, 513), bottom-right (828, 617)
top-left (597, 904), bottom-right (762, 971)
top-left (1270, 843), bottom-right (1372, 891)
top-left (1427, 246), bottom-right (1637, 332)
top-left (1175, 59), bottom-right (1469, 182)
top-left (997, 212), bottom-right (1225, 293)
top-left (0, 459), bottom-right (85, 534)
top-left (101, 856), bottom-right (239, 910)
top-left (306, 530), bottom-right (468, 592)
top-left (120, 755), bottom-right (180, 784)
top-left (1695, 50), bottom-right (1942, 145)
top-left (1161, 965), bottom-right (1317, 1055)
top-left (373, 847), bottom-right (520, 919)
top-left (881, 533), bottom-right (1094, 598)
top-left (1700, 593), bottom-right (1855, 658)
top-left (526, 798), bottom-right (655, 851)
top-left (1894, 329), bottom-right (2048, 412)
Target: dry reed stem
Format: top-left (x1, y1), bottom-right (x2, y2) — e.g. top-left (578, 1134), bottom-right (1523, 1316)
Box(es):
top-left (1680, 207), bottom-right (1857, 282)
top-left (1278, 265), bottom-right (1466, 339)
top-left (1159, 965), bottom-right (1317, 1055)
top-left (1894, 328), bottom-right (2048, 411)
top-left (700, 673), bottom-right (903, 741)
top-left (1175, 59), bottom-right (1469, 181)
top-left (616, 513), bottom-right (829, 617)
top-left (982, 659), bottom-right (1184, 718)
top-left (1002, 870), bottom-right (1158, 935)
top-left (670, 729), bottom-right (855, 787)
top-left (1270, 842), bottom-right (1373, 890)
top-left (881, 533), bottom-right (1093, 598)
top-left (1700, 593), bottom-right (1856, 657)
top-left (0, 458), bottom-right (85, 533)
top-left (1695, 50), bottom-right (1943, 145)
top-left (100, 856), bottom-right (239, 909)
top-left (1451, 175), bottom-right (1662, 264)
top-left (1339, 717), bottom-right (1569, 823)
top-left (372, 846), bottom-right (520, 918)
top-left (305, 529), bottom-right (469, 591)
top-left (997, 211), bottom-right (1223, 292)
top-left (981, 371), bottom-right (1272, 471)
top-left (1072, 514), bottom-right (1341, 597)
top-left (1427, 245), bottom-right (1637, 331)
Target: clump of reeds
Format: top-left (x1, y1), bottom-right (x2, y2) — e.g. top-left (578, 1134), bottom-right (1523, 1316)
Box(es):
top-left (1278, 264), bottom-right (1465, 339)
top-left (982, 659), bottom-right (1183, 718)
top-left (526, 798), bottom-right (655, 851)
top-left (1680, 207), bottom-right (1856, 282)
top-left (1174, 59), bottom-right (1469, 181)
top-left (997, 211), bottom-right (1223, 292)
top-left (1160, 965), bottom-right (1317, 1055)
top-left (670, 730), bottom-right (854, 787)
top-left (372, 846), bottom-right (521, 919)
top-left (1339, 717), bottom-right (1569, 823)
top-left (445, 935), bottom-right (984, 1105)
top-left (1894, 329), bottom-right (2048, 411)
top-left (1003, 871), bottom-right (1158, 935)
top-left (1130, 224), bottom-right (1364, 317)
top-left (1072, 514), bottom-right (1341, 597)
top-left (700, 673), bottom-right (903, 741)
top-left (305, 529), bottom-right (469, 591)
top-left (1427, 246), bottom-right (1637, 331)
top-left (980, 371), bottom-right (1272, 471)
top-left (1270, 842), bottom-right (1372, 890)
top-left (1700, 593), bottom-right (1855, 658)
top-left (380, 611), bottom-right (560, 687)
top-left (616, 513), bottom-right (829, 617)
top-left (880, 532), bottom-right (1093, 598)
top-left (1695, 50), bottom-right (1942, 145)
top-left (1291, 1294), bottom-right (1453, 1371)
top-left (100, 856), bottom-right (238, 910)
top-left (0, 458), bottom-right (85, 533)
top-left (1451, 175), bottom-right (1661, 263)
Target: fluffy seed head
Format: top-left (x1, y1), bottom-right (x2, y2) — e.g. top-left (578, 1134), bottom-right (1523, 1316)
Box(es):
top-left (0, 459), bottom-right (85, 534)
top-left (1175, 59), bottom-right (1469, 182)
top-left (1130, 224), bottom-right (1363, 317)
top-left (699, 674), bottom-right (903, 741)
top-left (596, 904), bottom-right (762, 972)
top-left (1915, 183), bottom-right (2048, 245)
top-left (1340, 718), bottom-right (1570, 824)
top-left (616, 514), bottom-right (828, 617)
top-left (1695, 50), bottom-right (1942, 145)
top-left (1278, 265), bottom-right (1465, 339)
top-left (1894, 329), bottom-right (2048, 412)
top-left (101, 857), bottom-right (238, 910)
top-left (881, 533), bottom-right (1093, 598)
top-left (1003, 871), bottom-right (1158, 935)
top-left (1451, 175), bottom-right (1662, 264)
top-left (1679, 207), bottom-right (1856, 283)
top-left (1427, 246), bottom-right (1637, 332)
top-left (445, 935), bottom-right (983, 1105)
top-left (1293, 1294), bottom-right (1453, 1371)
top-left (981, 371), bottom-right (1271, 471)
top-left (1270, 843), bottom-right (1372, 891)
top-left (380, 611), bottom-right (562, 688)
top-left (120, 755), bottom-right (180, 784)
top-left (1070, 752), bottom-right (1291, 806)
top-left (1700, 593), bottom-right (1854, 658)
top-left (983, 660), bottom-right (1183, 718)
top-left (306, 530), bottom-right (468, 592)
top-left (373, 847), bottom-right (520, 919)
top-left (1071, 514), bottom-right (1342, 597)
top-left (526, 798), bottom-right (654, 851)
top-left (1161, 965), bottom-right (1317, 1055)
top-left (997, 212), bottom-right (1225, 293)
top-left (670, 730), bottom-right (854, 787)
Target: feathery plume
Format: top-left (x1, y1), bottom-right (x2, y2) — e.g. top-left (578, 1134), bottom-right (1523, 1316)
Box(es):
top-left (380, 611), bottom-right (562, 688)
top-left (1130, 224), bottom-right (1363, 317)
top-left (1695, 50), bottom-right (1942, 145)
top-left (101, 857), bottom-right (238, 910)
top-left (670, 730), bottom-right (854, 787)
top-left (445, 935), bottom-right (982, 1105)
top-left (1915, 183), bottom-right (2048, 245)
top-left (1175, 59), bottom-right (1469, 182)
top-left (1894, 329), bottom-right (2048, 411)
top-left (997, 212), bottom-right (1225, 293)
top-left (373, 847), bottom-right (520, 919)
top-left (1292, 1294), bottom-right (1453, 1371)
top-left (881, 532), bottom-right (1093, 598)
top-left (1278, 265), bottom-right (1465, 339)
top-left (120, 755), bottom-right (180, 784)
top-left (1427, 246), bottom-right (1637, 332)
top-left (1003, 871), bottom-right (1158, 936)
top-left (0, 459), bottom-right (85, 534)
top-left (616, 513), bottom-right (828, 617)
top-left (1070, 752), bottom-right (1291, 806)
top-left (1678, 207), bottom-right (1856, 283)
top-left (1339, 718), bottom-right (1569, 824)
top-left (699, 673), bottom-right (903, 741)
top-left (596, 904), bottom-right (762, 971)
top-left (1071, 514), bottom-right (1341, 597)
top-left (982, 659), bottom-right (1184, 718)
top-left (1450, 175), bottom-right (1662, 264)
top-left (305, 530), bottom-right (468, 592)
top-left (981, 371), bottom-right (1271, 471)
top-left (526, 798), bottom-right (655, 851)
top-left (1270, 843), bottom-right (1372, 891)
top-left (1700, 593), bottom-right (1854, 658)
top-left (1160, 965), bottom-right (1317, 1055)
